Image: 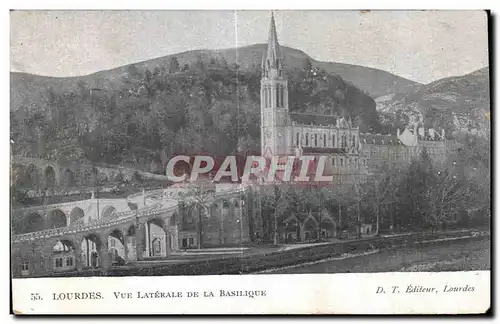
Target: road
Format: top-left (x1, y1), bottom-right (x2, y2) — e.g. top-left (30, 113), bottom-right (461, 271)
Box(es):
top-left (269, 238), bottom-right (490, 274)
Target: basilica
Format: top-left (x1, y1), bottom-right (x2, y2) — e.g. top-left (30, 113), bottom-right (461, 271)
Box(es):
top-left (259, 13), bottom-right (447, 180)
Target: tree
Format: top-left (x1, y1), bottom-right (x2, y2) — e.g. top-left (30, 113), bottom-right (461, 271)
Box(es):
top-left (298, 185), bottom-right (327, 240)
top-left (396, 149), bottom-right (434, 231)
top-left (424, 170), bottom-right (466, 230)
top-left (302, 57), bottom-right (313, 73)
top-left (10, 52), bottom-right (381, 186)
top-left (168, 56), bottom-right (180, 73)
top-left (261, 184), bottom-right (291, 244)
top-left (132, 171), bottom-right (143, 184)
top-left (220, 56), bottom-right (228, 68)
top-left (362, 168), bottom-right (400, 235)
top-left (194, 55), bottom-right (206, 71)
top-left (185, 182), bottom-right (215, 249)
top-left (126, 65), bottom-right (142, 80)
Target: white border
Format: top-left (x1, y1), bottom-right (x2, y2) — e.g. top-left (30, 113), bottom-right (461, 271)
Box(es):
top-left (11, 271), bottom-right (491, 315)
top-left (3, 0), bottom-right (497, 321)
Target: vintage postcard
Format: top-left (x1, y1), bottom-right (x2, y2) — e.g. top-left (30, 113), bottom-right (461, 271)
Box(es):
top-left (10, 10), bottom-right (491, 314)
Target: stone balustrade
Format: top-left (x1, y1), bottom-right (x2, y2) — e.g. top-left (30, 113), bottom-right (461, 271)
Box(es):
top-left (12, 203), bottom-right (178, 243)
top-left (12, 185), bottom-right (248, 243)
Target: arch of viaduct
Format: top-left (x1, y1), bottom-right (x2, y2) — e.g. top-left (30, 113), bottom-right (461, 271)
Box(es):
top-left (11, 156), bottom-right (168, 195)
top-left (11, 186), bottom-right (253, 277)
top-left (12, 198), bottom-right (132, 235)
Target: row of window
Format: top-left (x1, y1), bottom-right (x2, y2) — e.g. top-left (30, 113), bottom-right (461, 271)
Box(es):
top-left (20, 256), bottom-right (74, 273)
top-left (55, 256), bottom-right (74, 268)
top-left (368, 147), bottom-right (405, 155)
top-left (181, 236), bottom-right (196, 248)
top-left (263, 85), bottom-right (286, 108)
top-left (295, 132), bottom-right (357, 149)
top-left (21, 260), bottom-right (46, 272)
top-left (332, 157), bottom-right (367, 168)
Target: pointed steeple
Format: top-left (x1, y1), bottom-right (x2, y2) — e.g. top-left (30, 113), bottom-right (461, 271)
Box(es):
top-left (262, 11), bottom-right (284, 78)
top-left (267, 12), bottom-right (280, 68)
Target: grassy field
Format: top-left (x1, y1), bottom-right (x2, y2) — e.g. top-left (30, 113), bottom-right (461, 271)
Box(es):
top-left (271, 237), bottom-right (490, 274)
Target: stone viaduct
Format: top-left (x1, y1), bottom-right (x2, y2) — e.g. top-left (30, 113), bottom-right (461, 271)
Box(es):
top-left (11, 156), bottom-right (168, 196)
top-left (11, 185), bottom-right (257, 278)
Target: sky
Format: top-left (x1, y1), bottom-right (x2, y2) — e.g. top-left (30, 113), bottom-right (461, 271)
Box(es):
top-left (10, 10), bottom-right (489, 84)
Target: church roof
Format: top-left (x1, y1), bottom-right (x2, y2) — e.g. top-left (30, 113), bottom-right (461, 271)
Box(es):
top-left (360, 133), bottom-right (404, 146)
top-left (290, 113), bottom-right (337, 127)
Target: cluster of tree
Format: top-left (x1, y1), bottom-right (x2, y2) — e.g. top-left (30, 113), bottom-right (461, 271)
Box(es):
top-left (290, 58), bottom-right (380, 133)
top-left (258, 145), bottom-right (490, 243)
top-left (10, 54), bottom-right (379, 172)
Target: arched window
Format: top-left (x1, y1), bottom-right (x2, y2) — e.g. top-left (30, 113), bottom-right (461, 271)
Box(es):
top-left (264, 86), bottom-right (268, 108)
top-left (305, 133), bottom-right (309, 146)
top-left (314, 134), bottom-right (318, 147)
top-left (323, 135), bottom-right (326, 147)
top-left (280, 85), bottom-right (285, 108)
top-left (263, 87), bottom-right (267, 107)
top-left (266, 87), bottom-right (268, 108)
top-left (332, 134), bottom-right (336, 147)
top-left (341, 134), bottom-right (347, 148)
top-left (152, 238), bottom-right (162, 255)
top-left (268, 87), bottom-right (272, 107)
top-left (21, 260), bottom-right (29, 271)
top-left (276, 86), bottom-right (280, 108)
top-left (296, 132), bottom-right (300, 147)
top-left (352, 135), bottom-right (356, 147)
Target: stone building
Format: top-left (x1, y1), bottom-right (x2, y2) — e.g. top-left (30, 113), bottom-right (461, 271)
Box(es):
top-left (175, 182), bottom-right (260, 247)
top-left (260, 13), bottom-right (369, 187)
top-left (259, 13), bottom-right (447, 178)
top-left (360, 133), bottom-right (409, 172)
top-left (397, 125), bottom-right (447, 165)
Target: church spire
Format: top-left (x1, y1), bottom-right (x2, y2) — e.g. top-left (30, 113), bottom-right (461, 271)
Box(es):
top-left (267, 12), bottom-right (280, 67)
top-left (262, 11), bottom-right (284, 78)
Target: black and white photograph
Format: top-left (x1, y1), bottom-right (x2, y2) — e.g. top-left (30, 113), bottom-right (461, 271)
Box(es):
top-left (9, 9), bottom-right (491, 314)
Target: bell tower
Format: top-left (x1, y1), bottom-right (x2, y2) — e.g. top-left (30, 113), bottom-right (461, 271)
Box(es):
top-left (260, 12), bottom-right (290, 158)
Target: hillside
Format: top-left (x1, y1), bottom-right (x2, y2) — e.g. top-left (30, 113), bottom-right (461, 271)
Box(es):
top-left (376, 67), bottom-right (490, 137)
top-left (11, 44), bottom-right (420, 112)
top-left (10, 51), bottom-right (382, 171)
top-left (208, 44), bottom-right (420, 97)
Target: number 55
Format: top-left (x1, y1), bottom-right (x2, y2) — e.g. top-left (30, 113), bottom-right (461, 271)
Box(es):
top-left (30, 293), bottom-right (41, 301)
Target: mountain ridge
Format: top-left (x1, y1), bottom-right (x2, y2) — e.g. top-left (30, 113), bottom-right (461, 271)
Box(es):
top-left (11, 43), bottom-right (420, 112)
top-left (376, 67), bottom-right (490, 136)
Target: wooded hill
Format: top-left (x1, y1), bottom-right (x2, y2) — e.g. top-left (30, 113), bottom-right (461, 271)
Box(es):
top-left (376, 67), bottom-right (490, 137)
top-left (11, 49), bottom-right (383, 171)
